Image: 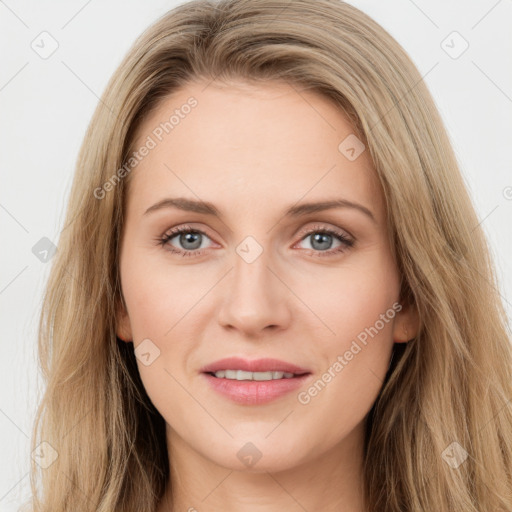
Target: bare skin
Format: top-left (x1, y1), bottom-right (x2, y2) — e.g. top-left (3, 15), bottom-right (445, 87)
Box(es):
top-left (116, 79), bottom-right (419, 511)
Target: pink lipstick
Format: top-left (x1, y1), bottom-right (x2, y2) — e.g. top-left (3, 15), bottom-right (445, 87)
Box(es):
top-left (200, 357), bottom-right (312, 405)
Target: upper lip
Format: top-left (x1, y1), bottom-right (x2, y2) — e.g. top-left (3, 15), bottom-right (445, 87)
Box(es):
top-left (200, 357), bottom-right (310, 375)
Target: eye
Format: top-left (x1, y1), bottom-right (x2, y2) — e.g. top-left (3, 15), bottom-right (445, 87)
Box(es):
top-left (158, 225), bottom-right (213, 257)
top-left (158, 223), bottom-right (355, 259)
top-left (295, 225), bottom-right (354, 257)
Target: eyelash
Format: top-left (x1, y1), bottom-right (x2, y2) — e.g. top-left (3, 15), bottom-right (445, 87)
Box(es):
top-left (157, 224), bottom-right (355, 259)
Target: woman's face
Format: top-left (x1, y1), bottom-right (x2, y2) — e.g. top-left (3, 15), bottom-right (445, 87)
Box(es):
top-left (117, 79), bottom-right (416, 472)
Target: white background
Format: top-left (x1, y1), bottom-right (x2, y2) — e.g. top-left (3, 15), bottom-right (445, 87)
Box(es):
top-left (1, 0), bottom-right (511, 509)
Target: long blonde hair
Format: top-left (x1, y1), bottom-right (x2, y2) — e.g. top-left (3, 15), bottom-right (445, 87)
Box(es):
top-left (24, 1), bottom-right (512, 510)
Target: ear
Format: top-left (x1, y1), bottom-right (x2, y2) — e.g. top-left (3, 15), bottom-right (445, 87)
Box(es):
top-left (116, 298), bottom-right (133, 343)
top-left (392, 301), bottom-right (419, 343)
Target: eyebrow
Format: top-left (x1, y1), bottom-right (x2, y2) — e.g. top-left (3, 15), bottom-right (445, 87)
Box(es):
top-left (143, 197), bottom-right (376, 224)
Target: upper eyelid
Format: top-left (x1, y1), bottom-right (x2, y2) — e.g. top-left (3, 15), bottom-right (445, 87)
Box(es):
top-left (296, 223), bottom-right (353, 239)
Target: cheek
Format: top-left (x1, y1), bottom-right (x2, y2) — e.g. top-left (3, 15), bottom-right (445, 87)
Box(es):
top-left (120, 250), bottom-right (210, 338)
top-left (296, 313), bottom-right (395, 448)
top-left (293, 247), bottom-right (400, 340)
top-left (294, 250), bottom-right (398, 422)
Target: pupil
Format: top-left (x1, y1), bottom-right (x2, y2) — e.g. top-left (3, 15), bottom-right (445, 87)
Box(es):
top-left (177, 232), bottom-right (333, 251)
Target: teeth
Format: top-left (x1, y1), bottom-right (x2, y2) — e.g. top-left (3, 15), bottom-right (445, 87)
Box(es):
top-left (213, 370), bottom-right (296, 380)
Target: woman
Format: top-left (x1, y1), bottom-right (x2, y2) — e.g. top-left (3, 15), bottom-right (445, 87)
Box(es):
top-left (25, 0), bottom-right (512, 511)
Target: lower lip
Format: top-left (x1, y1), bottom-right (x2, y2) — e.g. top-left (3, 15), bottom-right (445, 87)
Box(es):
top-left (202, 372), bottom-right (311, 405)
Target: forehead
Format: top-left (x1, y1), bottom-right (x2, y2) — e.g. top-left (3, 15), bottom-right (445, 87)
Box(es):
top-left (127, 80), bottom-right (383, 220)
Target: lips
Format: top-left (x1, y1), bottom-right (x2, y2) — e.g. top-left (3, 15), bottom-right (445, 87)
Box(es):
top-left (200, 357), bottom-right (312, 405)
top-left (200, 357), bottom-right (310, 375)
top-left (202, 372), bottom-right (311, 404)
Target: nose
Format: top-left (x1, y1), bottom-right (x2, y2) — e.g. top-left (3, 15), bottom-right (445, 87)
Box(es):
top-left (217, 245), bottom-right (292, 336)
